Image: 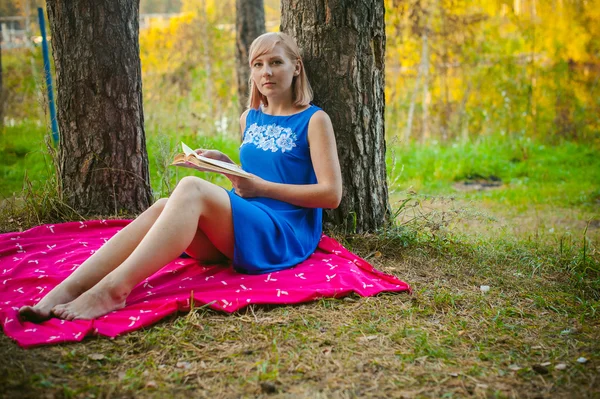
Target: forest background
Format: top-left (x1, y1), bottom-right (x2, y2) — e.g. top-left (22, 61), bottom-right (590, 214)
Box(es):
top-left (1, 0), bottom-right (599, 200)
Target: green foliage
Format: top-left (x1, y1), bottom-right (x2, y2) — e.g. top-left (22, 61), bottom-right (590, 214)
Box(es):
top-left (0, 120), bottom-right (50, 196)
top-left (146, 125), bottom-right (240, 198)
top-left (1, 48), bottom-right (46, 122)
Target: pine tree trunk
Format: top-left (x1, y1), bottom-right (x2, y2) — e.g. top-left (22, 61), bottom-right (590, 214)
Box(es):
top-left (235, 0), bottom-right (265, 113)
top-left (46, 0), bottom-right (152, 215)
top-left (281, 0), bottom-right (390, 233)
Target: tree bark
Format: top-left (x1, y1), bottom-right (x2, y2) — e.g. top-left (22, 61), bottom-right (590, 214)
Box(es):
top-left (281, 0), bottom-right (390, 233)
top-left (235, 0), bottom-right (265, 113)
top-left (46, 0), bottom-right (152, 215)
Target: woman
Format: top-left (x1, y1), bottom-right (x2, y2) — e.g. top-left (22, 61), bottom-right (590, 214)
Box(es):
top-left (19, 32), bottom-right (342, 321)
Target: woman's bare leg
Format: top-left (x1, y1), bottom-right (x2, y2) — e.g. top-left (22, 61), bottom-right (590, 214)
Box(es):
top-left (18, 198), bottom-right (171, 322)
top-left (185, 227), bottom-right (229, 264)
top-left (52, 177), bottom-right (234, 320)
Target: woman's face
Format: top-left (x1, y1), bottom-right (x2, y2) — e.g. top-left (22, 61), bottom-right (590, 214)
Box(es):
top-left (251, 44), bottom-right (300, 100)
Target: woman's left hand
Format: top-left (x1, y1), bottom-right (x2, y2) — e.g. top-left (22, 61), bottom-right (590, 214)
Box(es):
top-left (228, 174), bottom-right (267, 198)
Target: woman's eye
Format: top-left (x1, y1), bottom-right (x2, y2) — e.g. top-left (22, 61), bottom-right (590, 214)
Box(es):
top-left (253, 63), bottom-right (262, 68)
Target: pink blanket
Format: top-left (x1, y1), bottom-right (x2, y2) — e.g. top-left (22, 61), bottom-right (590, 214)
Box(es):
top-left (0, 220), bottom-right (410, 348)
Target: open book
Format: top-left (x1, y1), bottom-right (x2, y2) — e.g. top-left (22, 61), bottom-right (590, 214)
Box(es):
top-left (171, 142), bottom-right (253, 179)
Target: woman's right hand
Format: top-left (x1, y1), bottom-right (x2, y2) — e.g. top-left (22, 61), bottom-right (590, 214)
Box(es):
top-left (195, 149), bottom-right (235, 164)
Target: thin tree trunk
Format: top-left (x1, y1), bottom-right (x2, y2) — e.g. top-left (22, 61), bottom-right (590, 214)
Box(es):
top-left (420, 26), bottom-right (430, 143)
top-left (46, 0), bottom-right (152, 215)
top-left (235, 0), bottom-right (265, 113)
top-left (457, 78), bottom-right (473, 142)
top-left (404, 29), bottom-right (425, 143)
top-left (197, 2), bottom-right (213, 112)
top-left (282, 0), bottom-right (390, 233)
top-left (530, 0), bottom-right (538, 136)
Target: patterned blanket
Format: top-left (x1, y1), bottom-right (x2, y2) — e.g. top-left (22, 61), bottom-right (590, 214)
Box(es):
top-left (0, 220), bottom-right (410, 348)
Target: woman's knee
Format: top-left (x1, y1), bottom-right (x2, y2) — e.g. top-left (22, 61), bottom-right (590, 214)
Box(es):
top-left (145, 197), bottom-right (168, 217)
top-left (172, 176), bottom-right (209, 201)
top-left (153, 198), bottom-right (169, 209)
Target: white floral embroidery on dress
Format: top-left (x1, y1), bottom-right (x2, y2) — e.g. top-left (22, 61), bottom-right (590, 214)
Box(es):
top-left (243, 123), bottom-right (297, 153)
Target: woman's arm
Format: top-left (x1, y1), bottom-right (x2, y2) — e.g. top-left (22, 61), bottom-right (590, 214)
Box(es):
top-left (230, 110), bottom-right (343, 209)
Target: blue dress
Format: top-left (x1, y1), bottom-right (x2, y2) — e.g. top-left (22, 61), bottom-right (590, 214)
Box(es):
top-left (226, 105), bottom-right (323, 274)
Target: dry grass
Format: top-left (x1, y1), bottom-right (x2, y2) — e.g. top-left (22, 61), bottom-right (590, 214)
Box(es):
top-left (1, 221), bottom-right (598, 398)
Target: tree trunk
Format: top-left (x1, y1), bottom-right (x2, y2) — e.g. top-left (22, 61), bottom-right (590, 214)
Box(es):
top-left (199, 2), bottom-right (212, 110)
top-left (420, 24), bottom-right (430, 142)
top-left (235, 0), bottom-right (265, 113)
top-left (405, 28), bottom-right (428, 143)
top-left (281, 0), bottom-right (390, 233)
top-left (46, 0), bottom-right (152, 215)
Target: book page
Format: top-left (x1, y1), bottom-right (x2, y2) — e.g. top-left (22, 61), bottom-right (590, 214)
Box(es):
top-left (180, 142), bottom-right (252, 178)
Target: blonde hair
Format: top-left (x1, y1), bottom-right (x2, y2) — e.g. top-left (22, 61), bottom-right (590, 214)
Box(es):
top-left (247, 32), bottom-right (313, 110)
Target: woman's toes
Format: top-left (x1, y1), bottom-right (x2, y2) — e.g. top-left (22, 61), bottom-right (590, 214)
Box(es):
top-left (18, 305), bottom-right (52, 322)
top-left (51, 306), bottom-right (64, 318)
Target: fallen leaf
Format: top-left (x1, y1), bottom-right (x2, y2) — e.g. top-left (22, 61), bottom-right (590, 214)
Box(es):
top-left (577, 357), bottom-right (588, 364)
top-left (555, 363), bottom-right (567, 370)
top-left (414, 356), bottom-right (428, 364)
top-left (374, 251), bottom-right (382, 258)
top-left (176, 361), bottom-right (192, 370)
top-left (476, 384), bottom-right (489, 389)
top-left (145, 380), bottom-right (157, 389)
top-left (480, 285), bottom-right (490, 293)
top-left (357, 335), bottom-right (378, 343)
top-left (449, 372), bottom-right (459, 377)
top-left (508, 364), bottom-right (522, 371)
top-left (540, 362), bottom-right (552, 367)
top-left (322, 347), bottom-right (332, 356)
top-left (88, 353), bottom-right (105, 361)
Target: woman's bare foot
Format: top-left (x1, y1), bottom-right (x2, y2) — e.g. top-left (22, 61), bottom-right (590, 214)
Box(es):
top-left (18, 285), bottom-right (81, 323)
top-left (51, 282), bottom-right (128, 321)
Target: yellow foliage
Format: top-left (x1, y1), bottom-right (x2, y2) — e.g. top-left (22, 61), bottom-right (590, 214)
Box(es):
top-left (384, 0), bottom-right (599, 142)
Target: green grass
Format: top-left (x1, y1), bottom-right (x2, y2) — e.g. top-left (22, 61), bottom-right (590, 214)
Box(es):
top-left (0, 121), bottom-right (53, 197)
top-left (388, 135), bottom-right (600, 210)
top-left (4, 123), bottom-right (600, 211)
top-left (145, 125), bottom-right (240, 198)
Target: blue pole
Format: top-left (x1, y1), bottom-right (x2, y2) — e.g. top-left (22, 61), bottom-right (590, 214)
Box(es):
top-left (38, 7), bottom-right (59, 144)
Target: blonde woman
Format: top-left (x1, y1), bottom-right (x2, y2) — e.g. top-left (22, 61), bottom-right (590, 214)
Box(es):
top-left (20, 32), bottom-right (342, 321)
